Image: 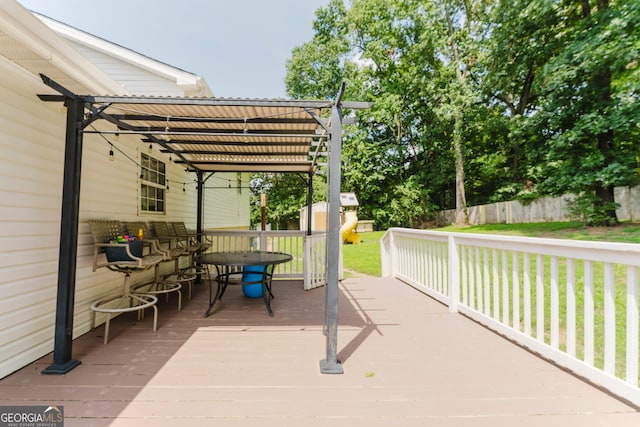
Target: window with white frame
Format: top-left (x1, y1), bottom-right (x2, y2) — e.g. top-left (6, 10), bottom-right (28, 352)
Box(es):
top-left (140, 152), bottom-right (166, 213)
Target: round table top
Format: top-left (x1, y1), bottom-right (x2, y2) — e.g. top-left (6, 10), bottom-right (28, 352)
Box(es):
top-left (196, 251), bottom-right (293, 267)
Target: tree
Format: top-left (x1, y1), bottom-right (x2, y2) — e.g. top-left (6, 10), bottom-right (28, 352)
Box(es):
top-left (280, 0), bottom-right (639, 229)
top-left (528, 0), bottom-right (639, 224)
top-left (249, 173), bottom-right (326, 230)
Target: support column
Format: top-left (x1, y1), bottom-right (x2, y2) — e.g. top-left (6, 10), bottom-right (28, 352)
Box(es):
top-left (306, 172), bottom-right (313, 236)
top-left (43, 95), bottom-right (84, 374)
top-left (320, 86), bottom-right (344, 374)
top-left (196, 171), bottom-right (205, 241)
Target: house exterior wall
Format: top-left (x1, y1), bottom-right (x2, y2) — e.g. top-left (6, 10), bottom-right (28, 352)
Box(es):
top-left (0, 11), bottom-right (247, 378)
top-left (0, 59), bottom-right (69, 378)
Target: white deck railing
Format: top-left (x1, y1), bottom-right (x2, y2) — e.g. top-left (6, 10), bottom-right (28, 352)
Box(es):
top-left (381, 227), bottom-right (640, 405)
top-left (203, 230), bottom-right (327, 289)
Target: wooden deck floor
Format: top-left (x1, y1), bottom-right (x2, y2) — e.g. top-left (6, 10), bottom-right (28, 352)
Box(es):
top-left (0, 276), bottom-right (639, 426)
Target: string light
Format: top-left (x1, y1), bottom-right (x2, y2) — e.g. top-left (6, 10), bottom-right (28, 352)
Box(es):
top-left (91, 124), bottom-right (241, 193)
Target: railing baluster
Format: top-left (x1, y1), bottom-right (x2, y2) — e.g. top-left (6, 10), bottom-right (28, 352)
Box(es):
top-left (483, 248), bottom-right (490, 317)
top-left (551, 256), bottom-right (559, 349)
top-left (502, 250), bottom-right (509, 326)
top-left (476, 247), bottom-right (483, 313)
top-left (584, 260), bottom-right (595, 365)
top-left (536, 254), bottom-right (545, 343)
top-left (626, 266), bottom-right (639, 386)
top-left (469, 246), bottom-right (475, 309)
top-left (566, 259), bottom-right (576, 357)
top-left (493, 249), bottom-right (500, 320)
top-left (523, 253), bottom-right (531, 336)
top-left (512, 251), bottom-right (520, 332)
top-left (604, 262), bottom-right (616, 375)
top-left (461, 245), bottom-right (468, 306)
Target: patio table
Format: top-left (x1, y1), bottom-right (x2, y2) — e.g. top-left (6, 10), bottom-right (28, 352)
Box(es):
top-left (197, 251), bottom-right (293, 317)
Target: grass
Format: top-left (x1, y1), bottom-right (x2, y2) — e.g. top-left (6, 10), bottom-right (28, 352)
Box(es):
top-left (341, 231), bottom-right (386, 277)
top-left (437, 221), bottom-right (640, 244)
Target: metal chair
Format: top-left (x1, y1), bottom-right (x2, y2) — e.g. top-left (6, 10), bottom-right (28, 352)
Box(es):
top-left (123, 222), bottom-right (183, 310)
top-left (170, 222), bottom-right (212, 289)
top-left (88, 220), bottom-right (164, 344)
top-left (150, 221), bottom-right (198, 299)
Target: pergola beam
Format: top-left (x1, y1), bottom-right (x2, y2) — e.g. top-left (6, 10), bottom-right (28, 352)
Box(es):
top-left (86, 95), bottom-right (333, 109)
top-left (83, 129), bottom-right (325, 139)
top-left (109, 114), bottom-right (321, 125)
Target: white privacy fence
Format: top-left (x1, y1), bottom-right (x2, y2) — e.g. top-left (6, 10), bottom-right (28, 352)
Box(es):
top-left (203, 230), bottom-right (327, 289)
top-left (381, 228), bottom-right (640, 406)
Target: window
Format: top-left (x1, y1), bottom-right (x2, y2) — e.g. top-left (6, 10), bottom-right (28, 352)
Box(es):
top-left (140, 153), bottom-right (166, 213)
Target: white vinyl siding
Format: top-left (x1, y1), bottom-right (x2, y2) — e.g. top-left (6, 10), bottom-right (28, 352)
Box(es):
top-left (68, 41), bottom-right (186, 96)
top-left (0, 62), bottom-right (66, 377)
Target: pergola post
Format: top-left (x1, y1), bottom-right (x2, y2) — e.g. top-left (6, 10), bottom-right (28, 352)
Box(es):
top-left (42, 94), bottom-right (84, 374)
top-left (320, 86), bottom-right (345, 374)
top-left (306, 172), bottom-right (313, 236)
top-left (196, 171), bottom-right (205, 241)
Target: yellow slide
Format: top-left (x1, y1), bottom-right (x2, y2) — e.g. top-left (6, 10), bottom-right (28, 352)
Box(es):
top-left (340, 210), bottom-right (360, 244)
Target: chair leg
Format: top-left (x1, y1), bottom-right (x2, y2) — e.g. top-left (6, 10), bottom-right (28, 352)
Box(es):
top-left (90, 308), bottom-right (96, 330)
top-left (103, 314), bottom-right (112, 345)
top-left (152, 304), bottom-right (158, 331)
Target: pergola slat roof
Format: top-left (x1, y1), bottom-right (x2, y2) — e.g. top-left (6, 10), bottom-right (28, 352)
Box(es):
top-left (80, 95), bottom-right (340, 173)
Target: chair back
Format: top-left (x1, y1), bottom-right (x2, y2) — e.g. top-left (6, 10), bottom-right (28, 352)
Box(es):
top-left (88, 220), bottom-right (124, 247)
top-left (124, 221), bottom-right (151, 240)
top-left (171, 222), bottom-right (190, 238)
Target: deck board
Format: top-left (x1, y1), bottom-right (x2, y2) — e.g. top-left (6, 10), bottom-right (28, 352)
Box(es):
top-left (0, 277), bottom-right (638, 426)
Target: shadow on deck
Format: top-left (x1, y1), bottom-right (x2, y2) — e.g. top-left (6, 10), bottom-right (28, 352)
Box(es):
top-left (0, 276), bottom-right (638, 426)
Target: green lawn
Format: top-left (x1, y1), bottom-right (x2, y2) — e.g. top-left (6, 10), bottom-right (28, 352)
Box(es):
top-left (438, 221), bottom-right (640, 244)
top-left (341, 230), bottom-right (386, 277)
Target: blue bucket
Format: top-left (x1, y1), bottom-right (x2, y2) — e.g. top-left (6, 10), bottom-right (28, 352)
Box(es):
top-left (242, 265), bottom-right (265, 298)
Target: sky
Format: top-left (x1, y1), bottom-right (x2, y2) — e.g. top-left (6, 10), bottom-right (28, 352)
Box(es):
top-left (17, 0), bottom-right (330, 98)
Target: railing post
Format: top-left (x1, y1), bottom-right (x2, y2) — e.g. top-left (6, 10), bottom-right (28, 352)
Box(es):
top-left (380, 230), bottom-right (393, 277)
top-left (448, 235), bottom-right (459, 313)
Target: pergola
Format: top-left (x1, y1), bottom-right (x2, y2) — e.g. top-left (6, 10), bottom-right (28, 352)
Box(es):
top-left (37, 74), bottom-right (370, 376)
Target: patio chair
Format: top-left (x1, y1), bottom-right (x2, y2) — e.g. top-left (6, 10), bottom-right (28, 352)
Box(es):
top-left (170, 222), bottom-right (213, 297)
top-left (171, 221), bottom-right (211, 262)
top-left (88, 219), bottom-right (164, 344)
top-left (150, 221), bottom-right (197, 298)
top-left (123, 222), bottom-right (184, 310)
top-left (171, 221), bottom-right (212, 254)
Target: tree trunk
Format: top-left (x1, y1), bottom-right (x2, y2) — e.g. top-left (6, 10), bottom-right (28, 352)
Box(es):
top-left (454, 110), bottom-right (468, 225)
